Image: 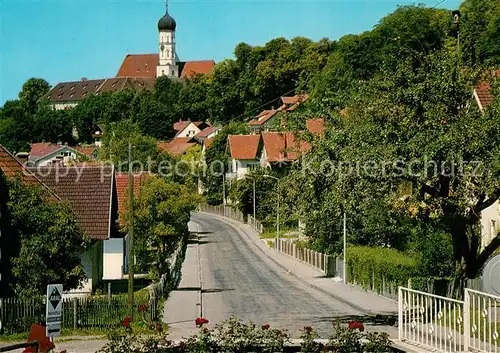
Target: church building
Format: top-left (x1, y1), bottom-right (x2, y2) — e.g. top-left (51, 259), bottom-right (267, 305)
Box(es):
top-left (46, 1), bottom-right (215, 109)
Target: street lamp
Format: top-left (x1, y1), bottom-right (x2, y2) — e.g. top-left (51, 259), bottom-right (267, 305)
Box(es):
top-left (221, 173), bottom-right (226, 206)
top-left (263, 175), bottom-right (279, 248)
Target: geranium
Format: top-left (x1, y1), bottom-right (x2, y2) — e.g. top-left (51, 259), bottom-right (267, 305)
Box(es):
top-left (195, 317), bottom-right (209, 327)
top-left (121, 316), bottom-right (132, 327)
top-left (347, 321), bottom-right (364, 332)
top-left (137, 304), bottom-right (149, 312)
top-left (303, 326), bottom-right (313, 333)
top-left (156, 323), bottom-right (163, 332)
top-left (262, 323), bottom-right (270, 330)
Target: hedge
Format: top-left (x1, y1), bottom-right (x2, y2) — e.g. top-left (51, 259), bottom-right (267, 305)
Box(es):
top-left (346, 245), bottom-right (418, 294)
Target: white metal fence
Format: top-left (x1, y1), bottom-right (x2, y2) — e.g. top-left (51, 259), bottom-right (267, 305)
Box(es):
top-left (464, 288), bottom-right (499, 353)
top-left (399, 287), bottom-right (500, 353)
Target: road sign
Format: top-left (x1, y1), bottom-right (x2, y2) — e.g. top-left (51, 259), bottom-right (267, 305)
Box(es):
top-left (45, 284), bottom-right (63, 337)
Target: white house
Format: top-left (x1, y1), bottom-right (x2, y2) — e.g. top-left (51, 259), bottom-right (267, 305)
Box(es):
top-left (28, 143), bottom-right (88, 167)
top-left (226, 135), bottom-right (261, 180)
top-left (173, 121), bottom-right (210, 138)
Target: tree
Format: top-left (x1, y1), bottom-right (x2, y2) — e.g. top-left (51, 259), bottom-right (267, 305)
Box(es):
top-left (100, 119), bottom-right (173, 173)
top-left (133, 176), bottom-right (201, 279)
top-left (460, 0), bottom-right (500, 65)
top-left (5, 178), bottom-right (88, 298)
top-left (0, 100), bottom-right (33, 152)
top-left (18, 78), bottom-right (50, 114)
top-left (334, 51), bottom-right (499, 278)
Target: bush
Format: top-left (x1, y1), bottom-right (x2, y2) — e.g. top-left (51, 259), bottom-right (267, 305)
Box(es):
top-left (347, 246), bottom-right (418, 291)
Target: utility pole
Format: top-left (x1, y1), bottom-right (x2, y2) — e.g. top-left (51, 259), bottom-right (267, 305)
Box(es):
top-left (252, 178), bottom-right (256, 222)
top-left (343, 210), bottom-right (347, 284)
top-left (127, 143), bottom-right (135, 319)
top-left (264, 175), bottom-right (279, 247)
top-left (452, 10), bottom-right (461, 66)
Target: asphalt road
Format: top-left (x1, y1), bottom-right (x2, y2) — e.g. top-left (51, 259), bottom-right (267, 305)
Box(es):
top-left (192, 212), bottom-right (364, 338)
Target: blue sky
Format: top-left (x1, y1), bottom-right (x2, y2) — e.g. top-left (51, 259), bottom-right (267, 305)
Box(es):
top-left (0, 0), bottom-right (461, 106)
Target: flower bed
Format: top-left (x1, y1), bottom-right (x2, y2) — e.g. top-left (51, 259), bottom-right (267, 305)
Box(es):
top-left (98, 317), bottom-right (392, 353)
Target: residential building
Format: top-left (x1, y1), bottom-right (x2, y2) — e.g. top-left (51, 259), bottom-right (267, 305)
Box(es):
top-left (27, 143), bottom-right (87, 167)
top-left (158, 137), bottom-right (197, 156)
top-left (194, 126), bottom-right (219, 143)
top-left (92, 124), bottom-right (105, 147)
top-left (173, 121), bottom-right (210, 138)
top-left (226, 135), bottom-right (261, 180)
top-left (260, 132), bottom-right (311, 168)
top-left (278, 93), bottom-right (309, 111)
top-left (30, 166), bottom-right (120, 295)
top-left (248, 110), bottom-right (278, 134)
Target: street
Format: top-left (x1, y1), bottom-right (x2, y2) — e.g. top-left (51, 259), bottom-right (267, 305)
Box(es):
top-left (180, 212), bottom-right (391, 338)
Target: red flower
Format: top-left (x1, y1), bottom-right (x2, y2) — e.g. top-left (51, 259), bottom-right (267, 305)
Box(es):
top-left (304, 326), bottom-right (313, 333)
top-left (262, 323), bottom-right (270, 330)
top-left (156, 323), bottom-right (163, 332)
top-left (347, 321), bottom-right (364, 332)
top-left (195, 317), bottom-right (209, 327)
top-left (138, 304), bottom-right (150, 312)
top-left (122, 316), bottom-right (132, 327)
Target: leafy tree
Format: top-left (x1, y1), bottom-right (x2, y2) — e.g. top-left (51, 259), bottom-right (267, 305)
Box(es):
top-left (131, 90), bottom-right (176, 139)
top-left (133, 176), bottom-right (201, 279)
top-left (18, 78), bottom-right (50, 114)
top-left (100, 119), bottom-right (173, 173)
top-left (5, 178), bottom-right (88, 298)
top-left (460, 0), bottom-right (500, 65)
top-left (0, 100), bottom-right (33, 152)
top-left (33, 104), bottom-right (75, 144)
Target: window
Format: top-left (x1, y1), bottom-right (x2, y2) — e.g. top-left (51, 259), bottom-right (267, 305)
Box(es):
top-left (491, 220), bottom-right (497, 239)
top-left (249, 164), bottom-right (258, 171)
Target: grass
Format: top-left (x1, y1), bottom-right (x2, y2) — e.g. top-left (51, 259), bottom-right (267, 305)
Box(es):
top-left (259, 229), bottom-right (298, 239)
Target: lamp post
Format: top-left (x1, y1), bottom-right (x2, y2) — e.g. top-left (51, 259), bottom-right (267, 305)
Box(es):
top-left (264, 175), bottom-right (279, 248)
top-left (127, 143), bottom-right (135, 319)
top-left (343, 210), bottom-right (347, 284)
top-left (222, 173), bottom-right (226, 206)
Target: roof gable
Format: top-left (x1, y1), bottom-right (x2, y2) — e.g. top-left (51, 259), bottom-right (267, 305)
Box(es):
top-left (248, 110), bottom-right (278, 126)
top-left (115, 172), bottom-right (150, 227)
top-left (261, 132), bottom-right (311, 162)
top-left (117, 54), bottom-right (159, 78)
top-left (228, 135), bottom-right (261, 160)
top-left (30, 166), bottom-right (115, 240)
top-left (0, 145), bottom-right (52, 188)
top-left (474, 70), bottom-right (499, 111)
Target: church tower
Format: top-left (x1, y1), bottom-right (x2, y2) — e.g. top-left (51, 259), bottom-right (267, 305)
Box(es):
top-left (157, 0), bottom-right (178, 78)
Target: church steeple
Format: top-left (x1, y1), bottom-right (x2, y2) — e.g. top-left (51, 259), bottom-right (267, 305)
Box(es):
top-left (156, 0), bottom-right (178, 78)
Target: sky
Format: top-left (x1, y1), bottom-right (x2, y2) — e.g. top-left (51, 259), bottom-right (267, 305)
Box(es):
top-left (0, 0), bottom-right (461, 106)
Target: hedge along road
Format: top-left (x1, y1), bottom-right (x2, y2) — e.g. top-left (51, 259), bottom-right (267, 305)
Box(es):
top-left (186, 212), bottom-right (392, 339)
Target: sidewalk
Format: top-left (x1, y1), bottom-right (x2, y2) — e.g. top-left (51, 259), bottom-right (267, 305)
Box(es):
top-left (163, 222), bottom-right (202, 339)
top-left (201, 212), bottom-right (398, 317)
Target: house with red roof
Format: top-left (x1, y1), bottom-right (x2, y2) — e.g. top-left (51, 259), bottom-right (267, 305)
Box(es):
top-left (248, 110), bottom-right (279, 133)
top-left (226, 135), bottom-right (262, 180)
top-left (173, 120), bottom-right (210, 138)
top-left (158, 137), bottom-right (197, 156)
top-left (27, 142), bottom-right (89, 167)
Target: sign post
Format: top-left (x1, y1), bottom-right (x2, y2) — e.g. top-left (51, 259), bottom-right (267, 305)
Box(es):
top-left (45, 284), bottom-right (63, 337)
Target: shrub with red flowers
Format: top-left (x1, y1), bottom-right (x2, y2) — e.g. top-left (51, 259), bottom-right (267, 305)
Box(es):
top-left (138, 304), bottom-right (150, 313)
top-left (300, 325), bottom-right (322, 353)
top-left (262, 323), bottom-right (270, 330)
top-left (194, 317), bottom-right (209, 327)
top-left (347, 321), bottom-right (365, 332)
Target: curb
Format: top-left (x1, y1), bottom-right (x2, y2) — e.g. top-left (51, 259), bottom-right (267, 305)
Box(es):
top-left (198, 212), bottom-right (376, 316)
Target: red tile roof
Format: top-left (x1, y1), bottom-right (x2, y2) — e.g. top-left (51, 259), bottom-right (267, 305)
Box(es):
top-left (475, 70), bottom-right (499, 111)
top-left (279, 94), bottom-right (309, 111)
top-left (30, 166), bottom-right (115, 240)
top-left (115, 172), bottom-right (150, 227)
top-left (262, 132), bottom-right (311, 162)
top-left (29, 143), bottom-right (66, 160)
top-left (248, 110), bottom-right (278, 126)
top-left (0, 145), bottom-right (52, 187)
top-left (194, 126), bottom-right (218, 139)
top-left (116, 54), bottom-right (159, 78)
top-left (158, 137), bottom-right (197, 156)
top-left (228, 135), bottom-right (261, 160)
top-left (180, 60), bottom-right (216, 79)
top-left (306, 118), bottom-right (325, 135)
top-left (116, 54), bottom-right (215, 80)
